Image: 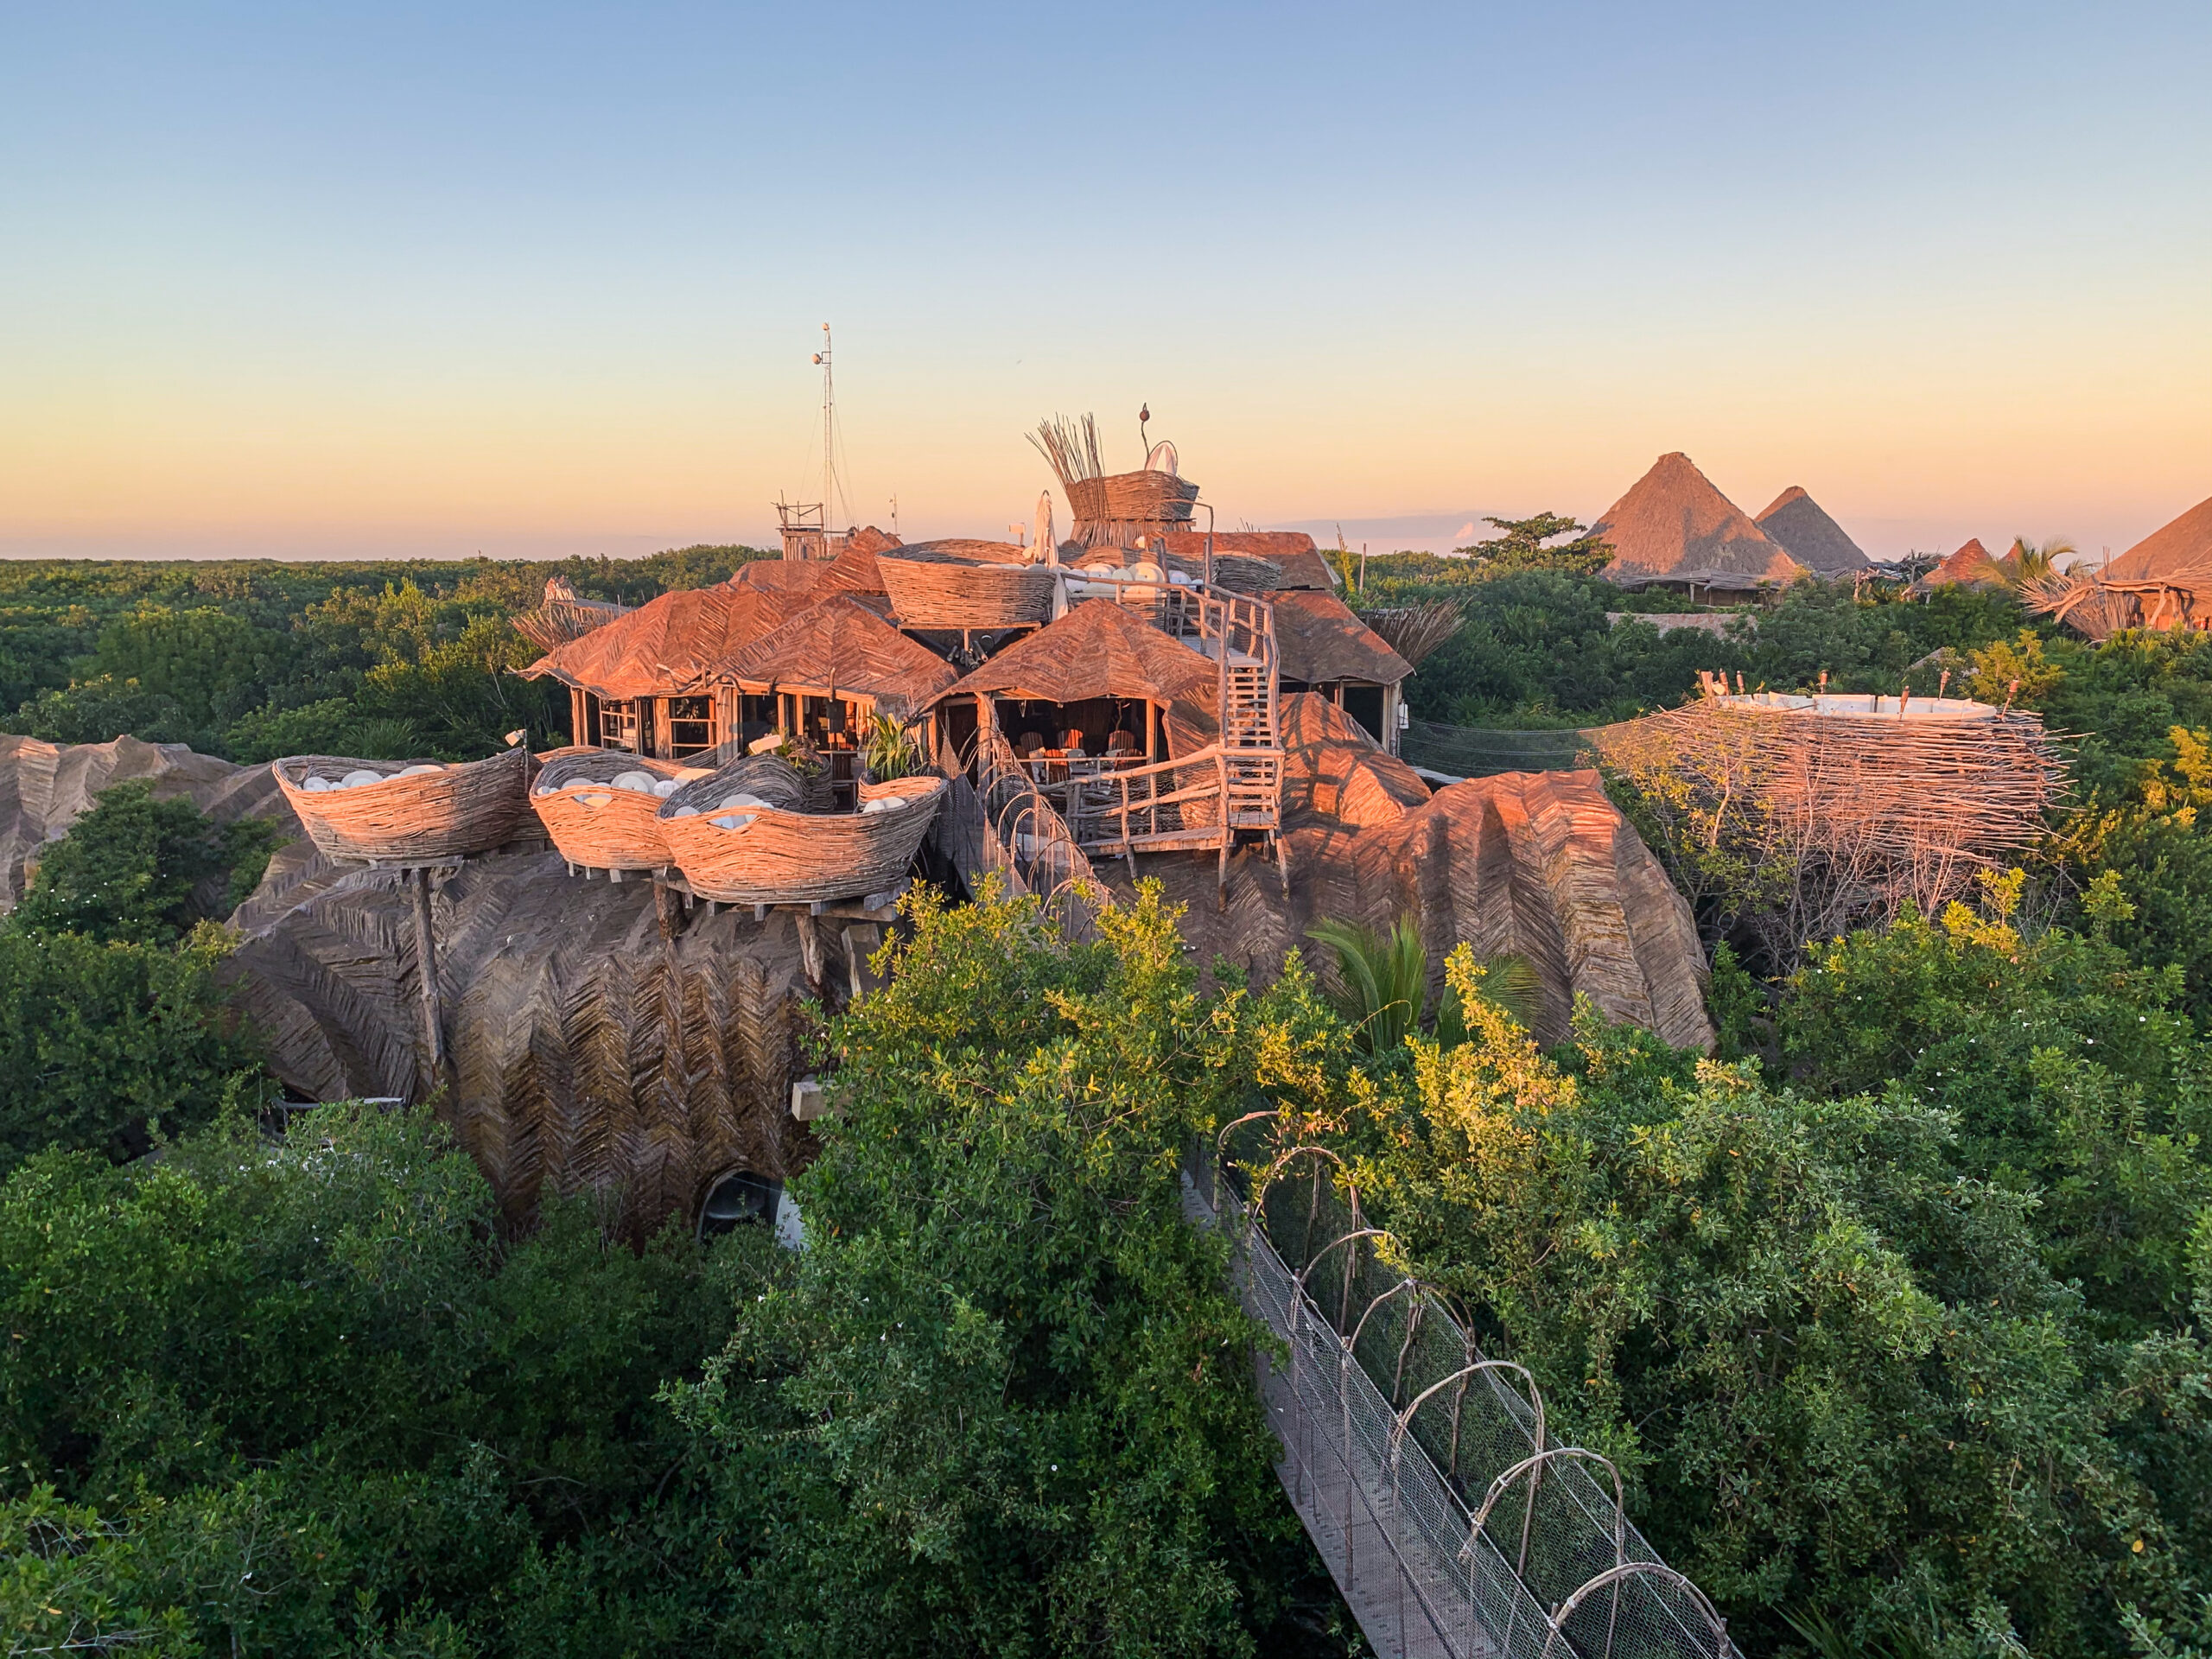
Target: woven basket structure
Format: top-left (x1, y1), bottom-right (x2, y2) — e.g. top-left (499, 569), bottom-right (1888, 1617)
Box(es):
top-left (877, 556), bottom-right (1055, 629)
top-left (1065, 470), bottom-right (1199, 547)
top-left (662, 772), bottom-right (945, 906)
top-left (274, 747), bottom-right (531, 863)
top-left (530, 748), bottom-right (709, 872)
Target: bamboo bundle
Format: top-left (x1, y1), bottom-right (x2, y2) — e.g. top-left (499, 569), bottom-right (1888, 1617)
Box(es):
top-left (275, 747), bottom-right (532, 862)
top-left (877, 556), bottom-right (1055, 629)
top-left (1360, 600), bottom-right (1465, 667)
top-left (531, 749), bottom-right (709, 872)
top-left (662, 771), bottom-right (945, 906)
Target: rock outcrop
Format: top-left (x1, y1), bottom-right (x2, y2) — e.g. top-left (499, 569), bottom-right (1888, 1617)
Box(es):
top-left (1103, 766), bottom-right (1713, 1052)
top-left (0, 734), bottom-right (295, 907)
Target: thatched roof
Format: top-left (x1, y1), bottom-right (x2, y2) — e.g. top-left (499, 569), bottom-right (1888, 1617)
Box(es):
top-left (846, 524), bottom-right (904, 556)
top-left (1268, 589), bottom-right (1414, 685)
top-left (2107, 494), bottom-right (2212, 582)
top-left (520, 583), bottom-right (813, 700)
top-left (1594, 453), bottom-right (1802, 582)
top-left (1160, 531), bottom-right (1337, 591)
top-left (731, 560), bottom-right (828, 593)
top-left (1755, 486), bottom-right (1869, 573)
top-left (1919, 537), bottom-right (2009, 589)
top-left (929, 599), bottom-right (1215, 709)
top-left (720, 595), bottom-right (957, 716)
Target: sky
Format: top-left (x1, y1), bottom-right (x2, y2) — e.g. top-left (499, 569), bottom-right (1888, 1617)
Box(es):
top-left (2, 1), bottom-right (2207, 563)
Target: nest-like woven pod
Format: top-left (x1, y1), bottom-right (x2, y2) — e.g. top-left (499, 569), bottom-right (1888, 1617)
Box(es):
top-left (662, 772), bottom-right (946, 906)
top-left (274, 747), bottom-right (531, 863)
top-left (878, 556), bottom-right (1055, 629)
top-left (1591, 691), bottom-right (2066, 957)
top-left (530, 748), bottom-right (708, 872)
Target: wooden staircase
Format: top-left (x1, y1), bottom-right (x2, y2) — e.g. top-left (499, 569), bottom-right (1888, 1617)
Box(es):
top-left (1202, 591), bottom-right (1284, 856)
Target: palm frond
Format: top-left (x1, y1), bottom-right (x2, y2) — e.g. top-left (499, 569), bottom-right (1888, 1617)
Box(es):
top-left (1306, 915), bottom-right (1427, 1054)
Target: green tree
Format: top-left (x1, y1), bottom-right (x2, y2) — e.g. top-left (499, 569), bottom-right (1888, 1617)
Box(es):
top-left (1457, 512), bottom-right (1615, 576)
top-left (0, 1104), bottom-right (747, 1656)
top-left (89, 606), bottom-right (277, 730)
top-left (677, 884), bottom-right (1339, 1656)
top-left (1319, 942), bottom-right (2212, 1656)
top-left (13, 781), bottom-right (276, 945)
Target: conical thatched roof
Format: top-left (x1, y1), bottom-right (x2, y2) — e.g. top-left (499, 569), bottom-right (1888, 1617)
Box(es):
top-left (1755, 486), bottom-right (1869, 573)
top-left (1919, 537), bottom-right (2008, 589)
top-left (928, 599), bottom-right (1215, 709)
top-left (1268, 589), bottom-right (1414, 685)
top-left (720, 595), bottom-right (957, 716)
top-left (1594, 452), bottom-right (1802, 582)
top-left (2107, 494), bottom-right (2212, 582)
top-left (520, 583), bottom-right (814, 700)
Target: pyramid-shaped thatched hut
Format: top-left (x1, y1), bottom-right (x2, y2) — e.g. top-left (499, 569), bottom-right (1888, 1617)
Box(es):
top-left (1594, 453), bottom-right (1803, 587)
top-left (1755, 486), bottom-right (1869, 573)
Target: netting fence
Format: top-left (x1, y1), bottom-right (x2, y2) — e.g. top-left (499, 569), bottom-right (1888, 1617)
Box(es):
top-left (1186, 1132), bottom-right (1735, 1659)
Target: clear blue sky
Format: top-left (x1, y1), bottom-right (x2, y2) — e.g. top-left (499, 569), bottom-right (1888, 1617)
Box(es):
top-left (3, 1), bottom-right (2206, 559)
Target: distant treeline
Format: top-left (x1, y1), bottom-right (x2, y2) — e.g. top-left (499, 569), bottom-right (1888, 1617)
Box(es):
top-left (0, 545), bottom-right (773, 762)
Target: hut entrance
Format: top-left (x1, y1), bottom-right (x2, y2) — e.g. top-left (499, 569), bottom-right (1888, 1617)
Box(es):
top-left (784, 692), bottom-right (862, 808)
top-left (995, 696), bottom-right (1154, 770)
top-left (666, 695), bottom-right (717, 758)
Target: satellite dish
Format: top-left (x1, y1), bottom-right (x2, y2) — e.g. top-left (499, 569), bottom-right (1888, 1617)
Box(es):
top-left (1144, 440), bottom-right (1179, 477)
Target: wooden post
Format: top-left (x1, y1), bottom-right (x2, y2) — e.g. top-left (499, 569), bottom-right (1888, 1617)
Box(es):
top-left (569, 686), bottom-right (587, 747)
top-left (653, 878), bottom-right (683, 942)
top-left (409, 867), bottom-right (446, 1086)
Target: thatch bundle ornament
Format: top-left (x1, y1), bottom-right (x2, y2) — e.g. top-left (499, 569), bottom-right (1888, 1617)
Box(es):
top-left (512, 576), bottom-right (630, 652)
top-left (275, 747), bottom-right (532, 863)
top-left (1591, 688), bottom-right (2064, 962)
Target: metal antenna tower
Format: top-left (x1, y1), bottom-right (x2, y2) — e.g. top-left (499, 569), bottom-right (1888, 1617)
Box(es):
top-left (810, 323), bottom-right (839, 526)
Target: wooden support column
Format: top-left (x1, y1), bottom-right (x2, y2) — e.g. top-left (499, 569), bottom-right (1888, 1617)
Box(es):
top-left (793, 910), bottom-right (826, 992)
top-left (409, 867), bottom-right (447, 1089)
top-left (653, 878), bottom-right (684, 943)
top-left (569, 686), bottom-right (587, 747)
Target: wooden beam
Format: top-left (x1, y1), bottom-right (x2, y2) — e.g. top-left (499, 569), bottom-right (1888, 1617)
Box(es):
top-left (409, 868), bottom-right (446, 1088)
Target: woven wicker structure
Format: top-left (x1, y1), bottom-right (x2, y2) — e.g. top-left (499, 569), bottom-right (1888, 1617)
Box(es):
top-left (1591, 690), bottom-right (2065, 957)
top-left (877, 556), bottom-right (1056, 630)
top-left (275, 748), bottom-right (532, 863)
top-left (512, 577), bottom-right (631, 652)
top-left (1063, 470), bottom-right (1200, 547)
top-left (662, 772), bottom-right (945, 906)
top-left (530, 748), bottom-right (705, 872)
top-left (1158, 531), bottom-right (1337, 592)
